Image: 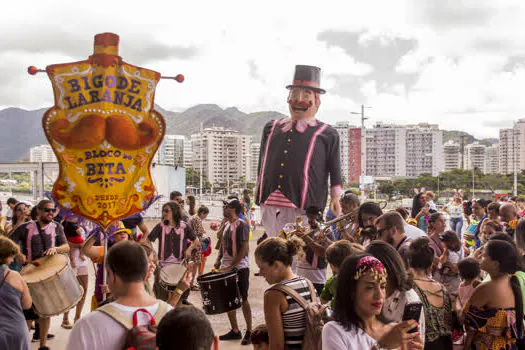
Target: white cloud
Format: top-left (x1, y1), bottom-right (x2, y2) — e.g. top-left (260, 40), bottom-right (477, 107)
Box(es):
top-left (1, 0), bottom-right (525, 139)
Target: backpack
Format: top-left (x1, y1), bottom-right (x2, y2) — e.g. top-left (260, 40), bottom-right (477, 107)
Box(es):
top-left (269, 280), bottom-right (326, 350)
top-left (97, 301), bottom-right (171, 350)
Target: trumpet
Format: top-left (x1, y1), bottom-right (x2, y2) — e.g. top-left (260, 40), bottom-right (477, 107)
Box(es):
top-left (278, 211), bottom-right (357, 240)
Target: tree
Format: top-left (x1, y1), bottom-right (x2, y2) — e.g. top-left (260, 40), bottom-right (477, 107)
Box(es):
top-left (185, 168), bottom-right (212, 191)
top-left (377, 181), bottom-right (396, 197)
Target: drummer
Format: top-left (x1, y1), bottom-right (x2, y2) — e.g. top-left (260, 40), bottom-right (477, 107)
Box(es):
top-left (213, 198), bottom-right (253, 345)
top-left (10, 199), bottom-right (69, 350)
top-left (81, 221), bottom-right (131, 309)
top-left (148, 201), bottom-right (199, 303)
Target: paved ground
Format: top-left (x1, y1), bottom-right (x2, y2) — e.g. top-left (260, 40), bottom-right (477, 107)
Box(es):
top-left (30, 220), bottom-right (269, 350)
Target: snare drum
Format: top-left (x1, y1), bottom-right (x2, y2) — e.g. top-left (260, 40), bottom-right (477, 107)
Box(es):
top-left (159, 263), bottom-right (186, 291)
top-left (21, 254), bottom-right (83, 317)
top-left (197, 270), bottom-right (242, 315)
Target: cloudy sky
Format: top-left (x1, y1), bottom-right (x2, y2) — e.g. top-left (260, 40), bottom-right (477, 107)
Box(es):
top-left (1, 0), bottom-right (525, 138)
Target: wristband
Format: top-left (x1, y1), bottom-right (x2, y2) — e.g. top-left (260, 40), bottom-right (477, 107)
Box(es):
top-left (174, 288), bottom-right (184, 296)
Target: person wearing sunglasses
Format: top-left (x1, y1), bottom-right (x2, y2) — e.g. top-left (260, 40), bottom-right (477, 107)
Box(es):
top-left (10, 199), bottom-right (69, 350)
top-left (375, 211), bottom-right (412, 266)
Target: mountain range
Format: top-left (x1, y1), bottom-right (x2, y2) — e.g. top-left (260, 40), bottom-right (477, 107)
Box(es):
top-left (0, 105), bottom-right (496, 162)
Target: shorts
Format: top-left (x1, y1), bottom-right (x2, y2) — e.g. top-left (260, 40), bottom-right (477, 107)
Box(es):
top-left (236, 268), bottom-right (250, 301)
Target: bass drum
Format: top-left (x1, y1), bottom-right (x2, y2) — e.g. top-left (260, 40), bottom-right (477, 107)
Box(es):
top-left (197, 269), bottom-right (242, 315)
top-left (21, 254), bottom-right (83, 317)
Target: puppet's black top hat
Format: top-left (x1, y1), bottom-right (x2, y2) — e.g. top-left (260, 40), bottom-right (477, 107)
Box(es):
top-left (286, 65), bottom-right (326, 94)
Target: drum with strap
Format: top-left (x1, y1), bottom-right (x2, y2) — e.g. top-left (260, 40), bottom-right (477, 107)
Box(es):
top-left (197, 269), bottom-right (242, 315)
top-left (159, 263), bottom-right (187, 291)
top-left (21, 254), bottom-right (83, 317)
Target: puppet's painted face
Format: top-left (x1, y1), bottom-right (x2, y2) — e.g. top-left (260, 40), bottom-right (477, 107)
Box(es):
top-left (287, 87), bottom-right (319, 120)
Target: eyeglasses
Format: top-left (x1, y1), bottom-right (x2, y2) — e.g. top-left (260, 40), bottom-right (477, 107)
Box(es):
top-left (42, 208), bottom-right (56, 213)
top-left (376, 226), bottom-right (392, 236)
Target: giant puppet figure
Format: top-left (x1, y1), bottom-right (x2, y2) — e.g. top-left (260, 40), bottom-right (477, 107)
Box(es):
top-left (28, 33), bottom-right (182, 229)
top-left (255, 65), bottom-right (342, 237)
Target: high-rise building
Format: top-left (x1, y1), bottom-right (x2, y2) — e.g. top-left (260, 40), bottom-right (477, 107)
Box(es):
top-left (443, 140), bottom-right (461, 171)
top-left (365, 124), bottom-right (407, 177)
top-left (334, 121), bottom-right (359, 185)
top-left (348, 128), bottom-right (362, 184)
top-left (486, 144), bottom-right (499, 174)
top-left (406, 123), bottom-right (443, 177)
top-left (154, 135), bottom-right (185, 167)
top-left (30, 145), bottom-right (57, 162)
top-left (499, 119), bottom-right (525, 174)
top-left (250, 142), bottom-right (260, 182)
top-left (364, 123), bottom-right (443, 177)
top-left (191, 127), bottom-right (251, 184)
top-left (464, 142), bottom-right (487, 172)
top-left (183, 138), bottom-right (193, 169)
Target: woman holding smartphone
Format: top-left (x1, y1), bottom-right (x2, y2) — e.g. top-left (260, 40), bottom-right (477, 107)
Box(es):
top-left (322, 254), bottom-right (423, 350)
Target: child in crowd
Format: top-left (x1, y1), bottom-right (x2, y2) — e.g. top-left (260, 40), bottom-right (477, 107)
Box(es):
top-left (425, 191), bottom-right (437, 211)
top-left (455, 258), bottom-right (481, 316)
top-left (250, 207), bottom-right (257, 231)
top-left (251, 324), bottom-right (269, 350)
top-left (63, 217), bottom-right (86, 269)
top-left (439, 230), bottom-right (463, 293)
top-left (320, 240), bottom-right (363, 308)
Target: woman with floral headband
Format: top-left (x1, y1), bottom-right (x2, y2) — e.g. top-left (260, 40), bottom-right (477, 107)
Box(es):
top-left (323, 254), bottom-right (423, 350)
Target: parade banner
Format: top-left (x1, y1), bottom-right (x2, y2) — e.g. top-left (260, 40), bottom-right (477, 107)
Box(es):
top-left (30, 33), bottom-right (179, 229)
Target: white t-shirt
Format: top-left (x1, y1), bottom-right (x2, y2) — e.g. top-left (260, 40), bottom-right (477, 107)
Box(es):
top-left (404, 224), bottom-right (426, 240)
top-left (66, 301), bottom-right (173, 350)
top-left (322, 321), bottom-right (376, 350)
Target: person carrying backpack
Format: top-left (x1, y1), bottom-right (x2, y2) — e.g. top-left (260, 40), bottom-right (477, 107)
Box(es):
top-left (67, 241), bottom-right (173, 350)
top-left (255, 237), bottom-right (325, 350)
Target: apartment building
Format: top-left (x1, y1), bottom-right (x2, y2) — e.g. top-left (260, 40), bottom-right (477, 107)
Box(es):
top-left (406, 123), bottom-right (443, 177)
top-left (443, 140), bottom-right (461, 171)
top-left (486, 144), bottom-right (499, 174)
top-left (464, 141), bottom-right (487, 172)
top-left (155, 134), bottom-right (185, 167)
top-left (30, 144), bottom-right (57, 162)
top-left (348, 127), bottom-right (362, 184)
top-left (250, 142), bottom-right (260, 182)
top-left (365, 124), bottom-right (407, 177)
top-left (499, 119), bottom-right (525, 174)
top-left (191, 127), bottom-right (251, 183)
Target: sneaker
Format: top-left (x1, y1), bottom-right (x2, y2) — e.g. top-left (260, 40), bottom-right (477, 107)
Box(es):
top-left (219, 329), bottom-right (242, 341)
top-left (241, 331), bottom-right (252, 345)
top-left (32, 333), bottom-right (55, 343)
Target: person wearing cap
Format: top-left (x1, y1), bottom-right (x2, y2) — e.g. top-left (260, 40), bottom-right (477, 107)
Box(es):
top-left (255, 65), bottom-right (343, 239)
top-left (81, 220), bottom-right (133, 310)
top-left (216, 198), bottom-right (253, 345)
top-left (294, 206), bottom-right (334, 296)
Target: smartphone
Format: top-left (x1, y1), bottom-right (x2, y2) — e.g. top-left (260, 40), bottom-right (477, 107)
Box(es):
top-left (402, 302), bottom-right (422, 333)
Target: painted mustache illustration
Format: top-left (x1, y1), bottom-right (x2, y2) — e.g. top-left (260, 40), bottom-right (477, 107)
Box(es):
top-left (49, 114), bottom-right (158, 150)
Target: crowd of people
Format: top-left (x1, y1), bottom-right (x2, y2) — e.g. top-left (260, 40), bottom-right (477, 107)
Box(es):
top-left (1, 189), bottom-right (525, 349)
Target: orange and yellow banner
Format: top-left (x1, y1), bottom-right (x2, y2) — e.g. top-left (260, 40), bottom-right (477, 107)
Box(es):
top-left (42, 33), bottom-right (165, 229)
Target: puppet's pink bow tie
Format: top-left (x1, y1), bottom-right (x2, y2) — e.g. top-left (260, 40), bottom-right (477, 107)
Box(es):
top-left (279, 118), bottom-right (317, 133)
